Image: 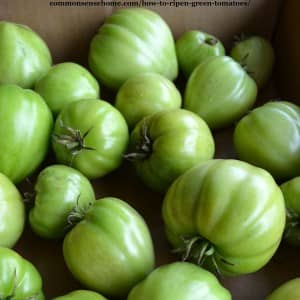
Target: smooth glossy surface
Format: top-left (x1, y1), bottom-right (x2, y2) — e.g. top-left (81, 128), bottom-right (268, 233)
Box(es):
top-left (234, 101), bottom-right (300, 181)
top-left (176, 30), bottom-right (225, 77)
top-left (231, 36), bottom-right (274, 89)
top-left (0, 173), bottom-right (24, 248)
top-left (63, 197), bottom-right (155, 298)
top-left (35, 62), bottom-right (100, 115)
top-left (266, 278), bottom-right (300, 300)
top-left (184, 56), bottom-right (257, 130)
top-left (128, 262), bottom-right (231, 300)
top-left (128, 109), bottom-right (215, 192)
top-left (0, 84), bottom-right (53, 183)
top-left (115, 72), bottom-right (181, 129)
top-left (52, 99), bottom-right (129, 179)
top-left (88, 8), bottom-right (178, 89)
top-left (163, 159), bottom-right (285, 276)
top-left (52, 290), bottom-right (107, 300)
top-left (280, 177), bottom-right (300, 246)
top-left (0, 247), bottom-right (44, 300)
top-left (0, 21), bottom-right (51, 88)
top-left (29, 165), bottom-right (96, 239)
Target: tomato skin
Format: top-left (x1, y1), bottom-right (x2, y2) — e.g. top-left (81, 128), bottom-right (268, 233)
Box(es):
top-left (128, 262), bottom-right (231, 300)
top-left (163, 159), bottom-right (285, 276)
top-left (115, 72), bottom-right (181, 129)
top-left (184, 56), bottom-right (257, 130)
top-left (127, 109), bottom-right (215, 192)
top-left (280, 177), bottom-right (300, 246)
top-left (0, 173), bottom-right (25, 248)
top-left (52, 290), bottom-right (107, 300)
top-left (35, 62), bottom-right (100, 115)
top-left (234, 101), bottom-right (300, 181)
top-left (230, 36), bottom-right (274, 89)
top-left (266, 278), bottom-right (300, 300)
top-left (0, 84), bottom-right (53, 183)
top-left (176, 30), bottom-right (225, 77)
top-left (63, 197), bottom-right (155, 298)
top-left (52, 99), bottom-right (129, 179)
top-left (0, 247), bottom-right (44, 300)
top-left (88, 8), bottom-right (178, 89)
top-left (0, 21), bottom-right (51, 88)
top-left (29, 165), bottom-right (95, 239)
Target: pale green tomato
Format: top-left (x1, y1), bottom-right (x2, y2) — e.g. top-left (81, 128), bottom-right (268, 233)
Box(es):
top-left (266, 278), bottom-right (300, 300)
top-left (0, 173), bottom-right (25, 248)
top-left (0, 21), bottom-right (52, 88)
top-left (52, 99), bottom-right (129, 179)
top-left (35, 62), bottom-right (100, 115)
top-left (0, 84), bottom-right (53, 183)
top-left (63, 197), bottom-right (155, 298)
top-left (52, 290), bottom-right (107, 300)
top-left (29, 165), bottom-right (95, 239)
top-left (0, 247), bottom-right (44, 300)
top-left (234, 101), bottom-right (300, 180)
top-left (231, 35), bottom-right (275, 89)
top-left (176, 30), bottom-right (225, 77)
top-left (280, 177), bottom-right (300, 246)
top-left (163, 159), bottom-right (285, 276)
top-left (128, 262), bottom-right (231, 300)
top-left (184, 56), bottom-right (257, 129)
top-left (127, 109), bottom-right (215, 192)
top-left (115, 72), bottom-right (181, 129)
top-left (89, 8), bottom-right (178, 89)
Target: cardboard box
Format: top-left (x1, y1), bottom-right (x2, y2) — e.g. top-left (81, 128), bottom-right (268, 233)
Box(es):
top-left (1, 0), bottom-right (299, 299)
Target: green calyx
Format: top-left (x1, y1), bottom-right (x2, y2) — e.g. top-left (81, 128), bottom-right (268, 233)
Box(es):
top-left (125, 121), bottom-right (152, 162)
top-left (205, 37), bottom-right (218, 46)
top-left (52, 120), bottom-right (95, 158)
top-left (174, 236), bottom-right (234, 276)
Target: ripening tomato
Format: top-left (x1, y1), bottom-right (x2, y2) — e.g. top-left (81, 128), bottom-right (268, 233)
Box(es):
top-left (0, 21), bottom-right (51, 88)
top-left (29, 165), bottom-right (95, 239)
top-left (163, 159), bottom-right (285, 276)
top-left (63, 197), bottom-right (155, 298)
top-left (88, 8), bottom-right (178, 89)
top-left (0, 84), bottom-right (53, 183)
top-left (0, 247), bottom-right (44, 299)
top-left (176, 30), bottom-right (225, 77)
top-left (128, 262), bottom-right (231, 300)
top-left (184, 56), bottom-right (257, 130)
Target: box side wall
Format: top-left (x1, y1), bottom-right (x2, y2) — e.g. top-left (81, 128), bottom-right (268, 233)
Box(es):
top-left (1, 0), bottom-right (281, 64)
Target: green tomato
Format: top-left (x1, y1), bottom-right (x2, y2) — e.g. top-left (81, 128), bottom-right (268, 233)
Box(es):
top-left (88, 8), bottom-right (178, 89)
top-left (52, 99), bottom-right (129, 179)
top-left (0, 21), bottom-right (51, 88)
top-left (126, 109), bottom-right (215, 192)
top-left (266, 278), bottom-right (300, 300)
top-left (35, 62), bottom-right (100, 115)
top-left (230, 35), bottom-right (275, 89)
top-left (234, 101), bottom-right (300, 181)
top-left (63, 197), bottom-right (154, 298)
top-left (128, 262), bottom-right (231, 300)
top-left (280, 177), bottom-right (300, 246)
top-left (0, 173), bottom-right (25, 248)
top-left (115, 72), bottom-right (181, 129)
top-left (163, 159), bottom-right (285, 276)
top-left (0, 247), bottom-right (44, 300)
top-left (184, 56), bottom-right (257, 130)
top-left (52, 290), bottom-right (107, 300)
top-left (176, 30), bottom-right (225, 77)
top-left (29, 165), bottom-right (95, 239)
top-left (0, 84), bottom-right (53, 183)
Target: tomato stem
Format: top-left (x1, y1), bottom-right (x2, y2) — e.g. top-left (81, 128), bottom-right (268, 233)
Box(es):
top-left (125, 120), bottom-right (152, 161)
top-left (52, 120), bottom-right (95, 159)
top-left (205, 37), bottom-right (218, 46)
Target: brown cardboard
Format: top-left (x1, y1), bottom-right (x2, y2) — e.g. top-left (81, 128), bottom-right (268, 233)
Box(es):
top-left (1, 1), bottom-right (299, 300)
top-left (276, 0), bottom-right (300, 102)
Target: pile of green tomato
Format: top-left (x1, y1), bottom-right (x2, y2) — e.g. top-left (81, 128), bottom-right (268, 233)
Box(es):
top-left (0, 7), bottom-right (300, 300)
